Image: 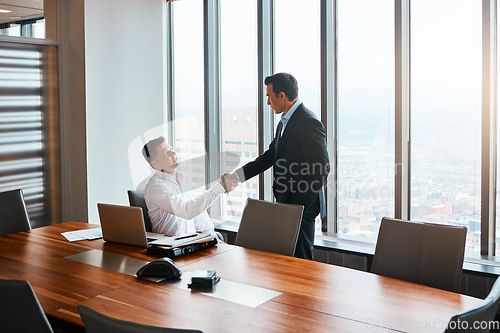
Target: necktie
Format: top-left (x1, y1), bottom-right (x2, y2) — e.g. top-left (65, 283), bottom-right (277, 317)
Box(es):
top-left (275, 120), bottom-right (283, 150)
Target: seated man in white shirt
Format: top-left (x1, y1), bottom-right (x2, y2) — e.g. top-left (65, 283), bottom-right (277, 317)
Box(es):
top-left (142, 136), bottom-right (237, 240)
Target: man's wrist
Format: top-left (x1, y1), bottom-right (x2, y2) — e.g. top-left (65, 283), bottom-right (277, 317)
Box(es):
top-left (235, 168), bottom-right (245, 182)
top-left (214, 181), bottom-right (226, 195)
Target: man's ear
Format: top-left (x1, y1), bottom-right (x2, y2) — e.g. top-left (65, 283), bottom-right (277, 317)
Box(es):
top-left (279, 91), bottom-right (287, 101)
top-left (150, 160), bottom-right (159, 169)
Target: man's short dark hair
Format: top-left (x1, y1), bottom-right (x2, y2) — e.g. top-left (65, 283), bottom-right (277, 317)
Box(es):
top-left (142, 136), bottom-right (166, 164)
top-left (264, 72), bottom-right (298, 101)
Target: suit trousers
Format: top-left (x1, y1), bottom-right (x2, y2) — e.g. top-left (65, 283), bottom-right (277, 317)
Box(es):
top-left (293, 195), bottom-right (320, 260)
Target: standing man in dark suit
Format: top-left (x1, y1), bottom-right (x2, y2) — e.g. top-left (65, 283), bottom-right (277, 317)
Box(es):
top-left (226, 72), bottom-right (330, 260)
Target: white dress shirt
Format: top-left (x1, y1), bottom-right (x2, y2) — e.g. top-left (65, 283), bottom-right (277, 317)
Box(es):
top-left (144, 170), bottom-right (225, 237)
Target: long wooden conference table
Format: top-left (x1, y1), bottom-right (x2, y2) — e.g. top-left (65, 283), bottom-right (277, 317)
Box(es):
top-left (0, 222), bottom-right (483, 332)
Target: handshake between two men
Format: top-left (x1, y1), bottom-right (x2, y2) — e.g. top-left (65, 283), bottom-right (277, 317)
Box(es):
top-left (142, 72), bottom-right (329, 260)
top-left (219, 173), bottom-right (239, 194)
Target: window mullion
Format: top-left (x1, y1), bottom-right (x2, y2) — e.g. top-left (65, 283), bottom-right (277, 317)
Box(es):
top-left (321, 0), bottom-right (337, 233)
top-left (166, 2), bottom-right (175, 146)
top-left (258, 0), bottom-right (274, 202)
top-left (481, 0), bottom-right (497, 255)
top-left (395, 0), bottom-right (410, 220)
top-left (204, 0), bottom-right (222, 217)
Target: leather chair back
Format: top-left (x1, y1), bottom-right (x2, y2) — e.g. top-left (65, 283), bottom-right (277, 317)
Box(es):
top-left (445, 277), bottom-right (500, 332)
top-left (371, 217), bottom-right (466, 292)
top-left (0, 189), bottom-right (31, 236)
top-left (235, 198), bottom-right (303, 256)
top-left (0, 279), bottom-right (53, 333)
top-left (127, 190), bottom-right (153, 232)
top-left (77, 304), bottom-right (203, 333)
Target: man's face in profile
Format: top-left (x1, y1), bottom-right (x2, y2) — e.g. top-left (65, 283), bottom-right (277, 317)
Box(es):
top-left (151, 142), bottom-right (180, 174)
top-left (266, 83), bottom-right (286, 115)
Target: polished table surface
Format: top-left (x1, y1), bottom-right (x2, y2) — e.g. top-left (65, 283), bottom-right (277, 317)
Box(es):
top-left (0, 222), bottom-right (483, 332)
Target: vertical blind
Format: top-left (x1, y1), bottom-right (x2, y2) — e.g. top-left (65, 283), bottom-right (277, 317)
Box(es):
top-left (0, 42), bottom-right (56, 227)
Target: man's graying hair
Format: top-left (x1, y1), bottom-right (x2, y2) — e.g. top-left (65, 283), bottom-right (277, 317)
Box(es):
top-left (142, 136), bottom-right (166, 163)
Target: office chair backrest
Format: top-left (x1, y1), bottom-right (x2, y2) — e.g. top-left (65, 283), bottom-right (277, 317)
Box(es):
top-left (127, 190), bottom-right (153, 232)
top-left (0, 279), bottom-right (54, 333)
top-left (444, 277), bottom-right (500, 333)
top-left (235, 198), bottom-right (303, 256)
top-left (371, 217), bottom-right (466, 292)
top-left (77, 305), bottom-right (203, 333)
top-left (0, 189), bottom-right (31, 236)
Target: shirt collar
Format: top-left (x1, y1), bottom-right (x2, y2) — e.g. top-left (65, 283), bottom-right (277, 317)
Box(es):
top-left (281, 99), bottom-right (301, 126)
top-left (154, 170), bottom-right (179, 182)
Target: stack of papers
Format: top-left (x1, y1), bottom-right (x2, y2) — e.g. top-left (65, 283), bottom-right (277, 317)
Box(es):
top-left (61, 228), bottom-right (103, 242)
top-left (148, 232), bottom-right (213, 248)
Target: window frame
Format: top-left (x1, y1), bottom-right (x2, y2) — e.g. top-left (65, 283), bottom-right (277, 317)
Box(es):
top-left (165, 0), bottom-right (500, 257)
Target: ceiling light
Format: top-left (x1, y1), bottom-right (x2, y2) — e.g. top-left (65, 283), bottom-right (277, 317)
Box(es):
top-left (0, 9), bottom-right (12, 14)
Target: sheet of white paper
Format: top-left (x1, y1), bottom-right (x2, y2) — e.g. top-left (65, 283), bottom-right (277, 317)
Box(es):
top-left (61, 228), bottom-right (103, 242)
top-left (61, 231), bottom-right (86, 242)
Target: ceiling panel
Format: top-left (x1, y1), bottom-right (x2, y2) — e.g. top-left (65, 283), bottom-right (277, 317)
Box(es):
top-left (0, 0), bottom-right (43, 25)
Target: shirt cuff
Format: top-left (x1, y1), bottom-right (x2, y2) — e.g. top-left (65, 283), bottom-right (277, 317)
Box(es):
top-left (235, 168), bottom-right (246, 182)
top-left (212, 181), bottom-right (226, 195)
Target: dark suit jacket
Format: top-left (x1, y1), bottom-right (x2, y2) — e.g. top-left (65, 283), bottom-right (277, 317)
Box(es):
top-left (242, 103), bottom-right (330, 210)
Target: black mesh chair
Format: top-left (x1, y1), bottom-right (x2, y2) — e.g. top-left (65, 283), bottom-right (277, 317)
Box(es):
top-left (127, 190), bottom-right (152, 232)
top-left (77, 305), bottom-right (203, 333)
top-left (445, 277), bottom-right (500, 332)
top-left (0, 189), bottom-right (31, 236)
top-left (0, 279), bottom-right (54, 333)
top-left (371, 217), bottom-right (466, 292)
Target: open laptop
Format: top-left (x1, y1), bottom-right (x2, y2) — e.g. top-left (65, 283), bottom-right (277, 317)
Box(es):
top-left (97, 203), bottom-right (213, 248)
top-left (97, 203), bottom-right (166, 247)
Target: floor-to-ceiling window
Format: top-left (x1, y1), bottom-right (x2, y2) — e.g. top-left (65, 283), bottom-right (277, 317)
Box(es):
top-left (275, 0), bottom-right (320, 118)
top-left (220, 0), bottom-right (259, 221)
top-left (165, 0), bottom-right (500, 257)
top-left (411, 0), bottom-right (482, 254)
top-left (171, 0), bottom-right (206, 193)
top-left (337, 0), bottom-right (395, 241)
top-left (275, 0), bottom-right (322, 230)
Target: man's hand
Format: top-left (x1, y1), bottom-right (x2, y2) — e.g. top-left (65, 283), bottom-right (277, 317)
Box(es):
top-left (220, 173), bottom-right (239, 193)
